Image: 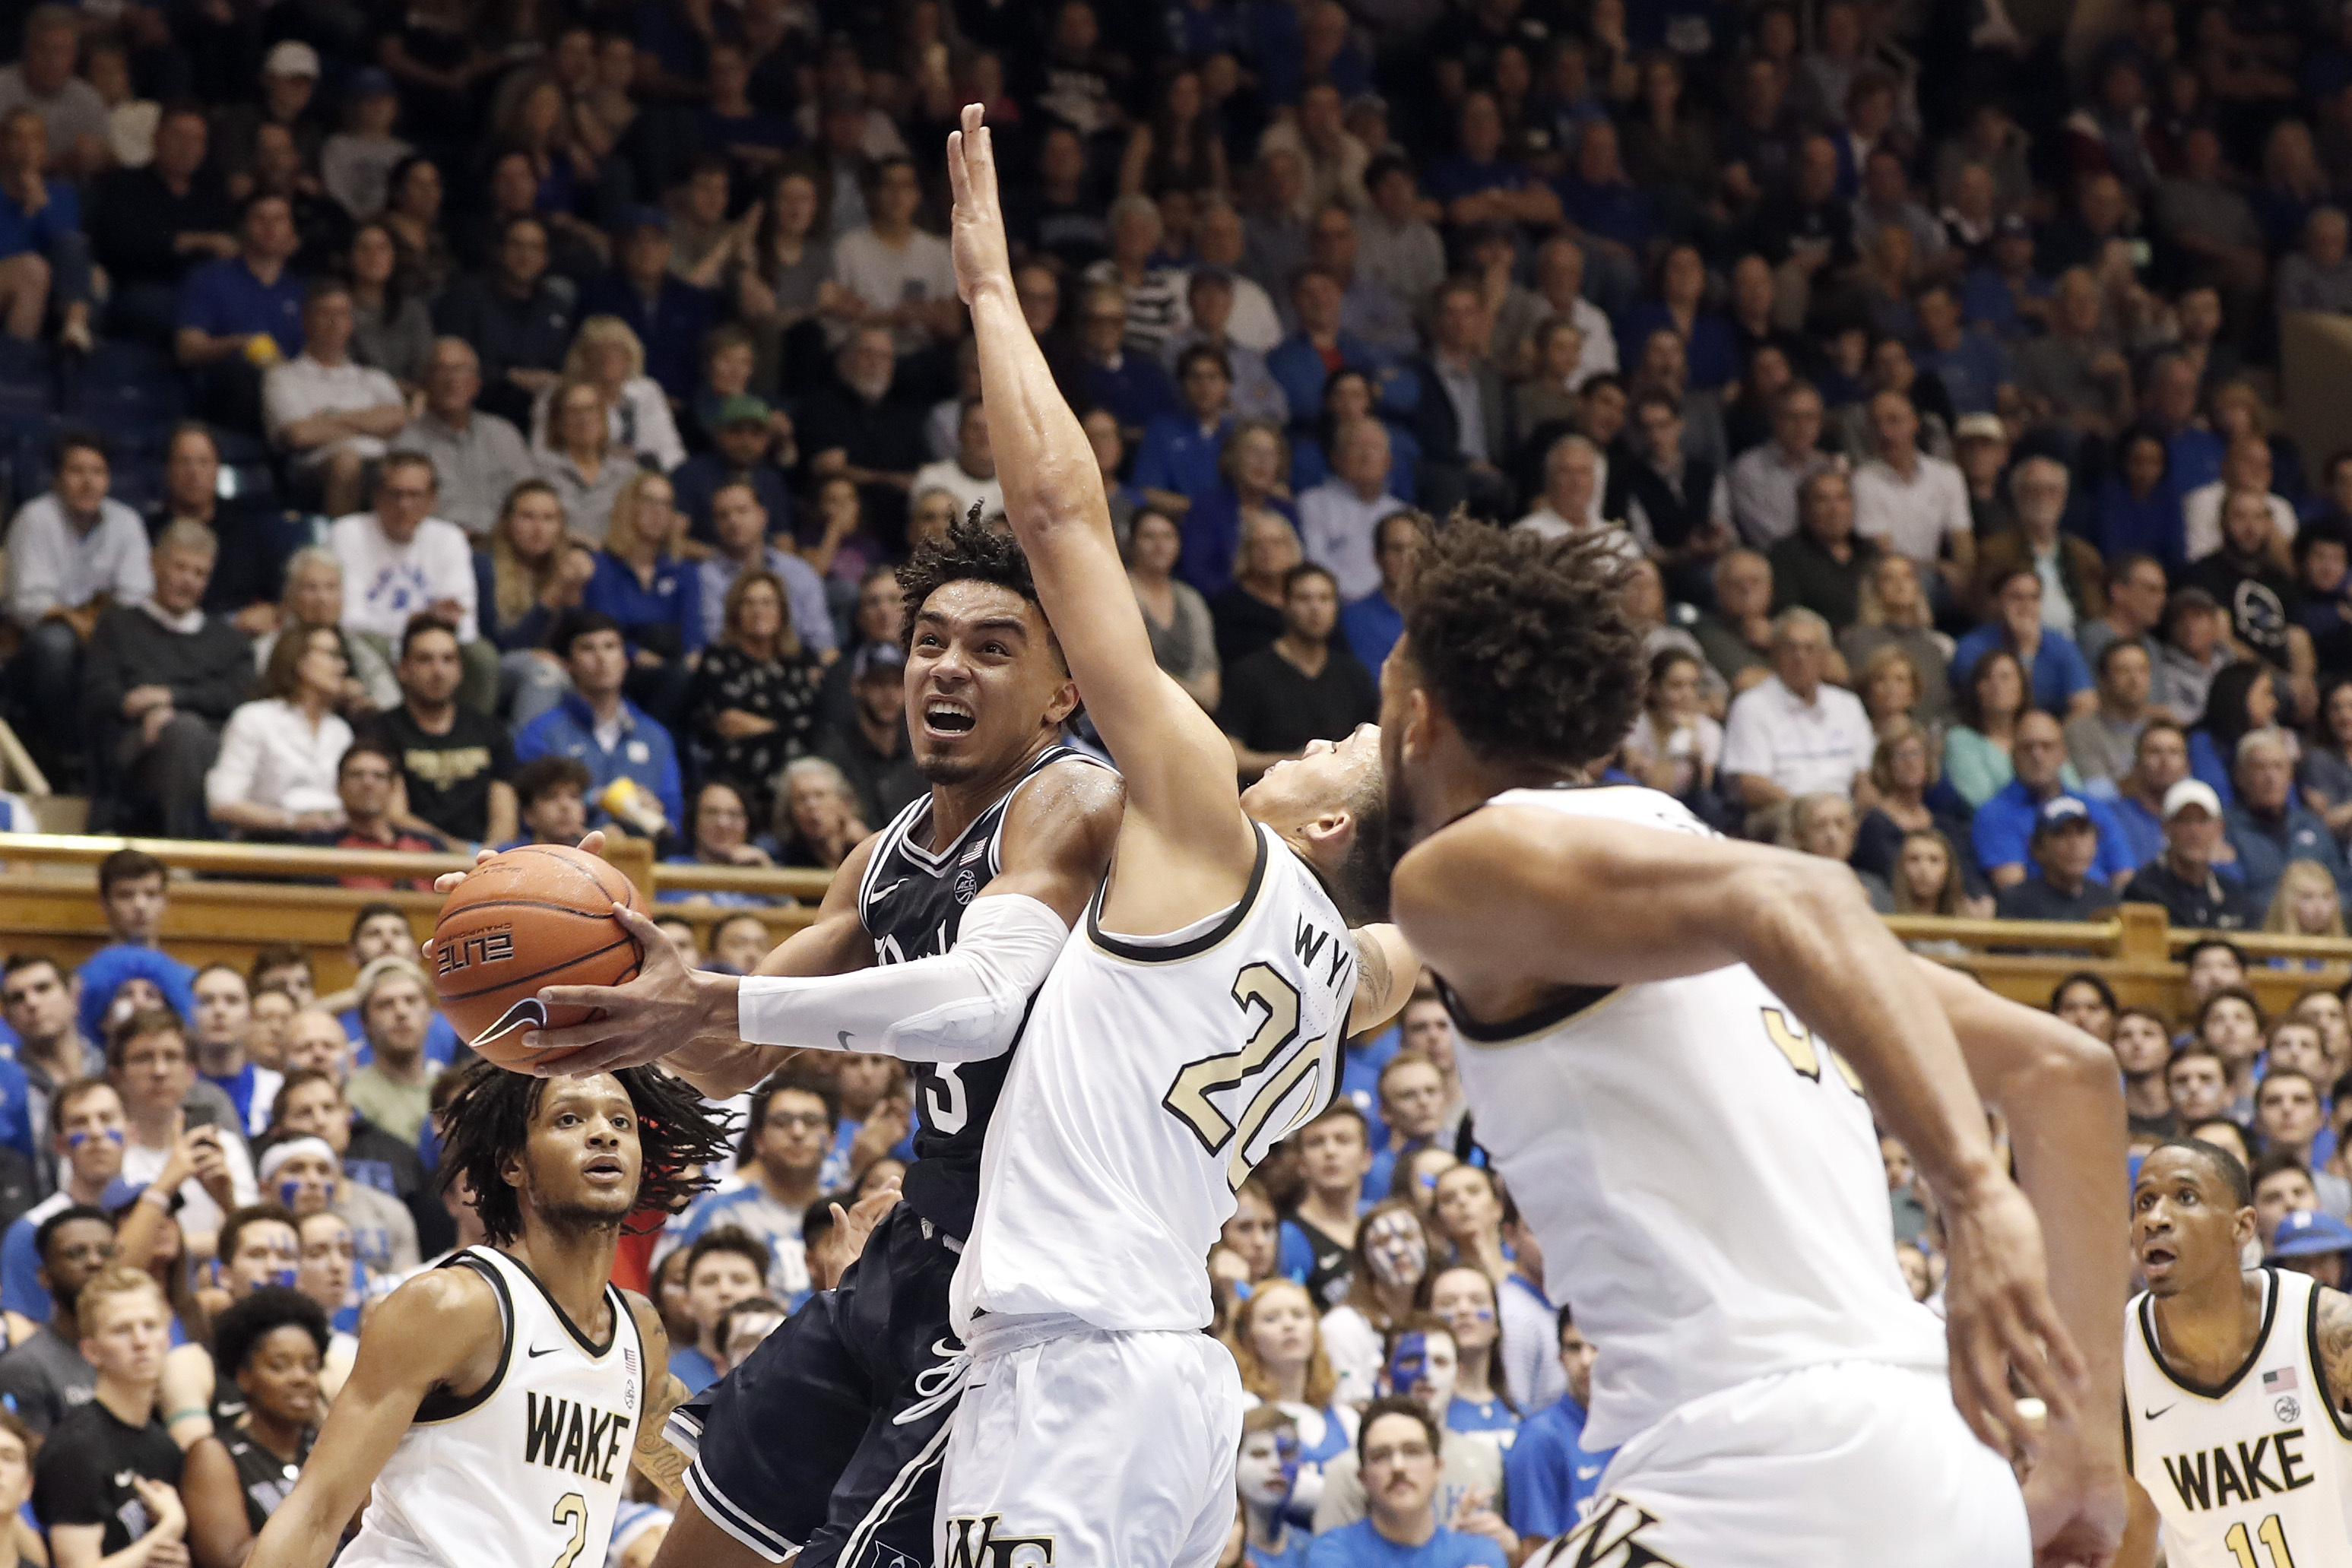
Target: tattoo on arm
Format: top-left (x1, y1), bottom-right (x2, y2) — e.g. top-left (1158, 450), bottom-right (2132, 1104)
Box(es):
top-left (630, 1372), bottom-right (691, 1503)
top-left (2319, 1291), bottom-right (2352, 1414)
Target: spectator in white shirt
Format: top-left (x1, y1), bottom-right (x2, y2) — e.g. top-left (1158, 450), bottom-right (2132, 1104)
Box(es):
top-left (2182, 435), bottom-right (2298, 564)
top-left (1532, 237), bottom-right (1618, 388)
top-left (1720, 607), bottom-right (1878, 816)
top-left (1191, 199), bottom-right (1282, 352)
top-left (1298, 418), bottom-right (1407, 602)
top-left (328, 452), bottom-right (496, 711)
top-left (2, 432), bottom-right (152, 781)
top-left (1850, 388), bottom-right (1975, 607)
top-left (205, 621), bottom-right (355, 838)
top-left (1728, 382), bottom-right (1837, 549)
top-left (1514, 433), bottom-right (1612, 540)
top-left (830, 157), bottom-right (961, 356)
top-left (263, 279), bottom-right (409, 518)
top-left (910, 399), bottom-right (1005, 525)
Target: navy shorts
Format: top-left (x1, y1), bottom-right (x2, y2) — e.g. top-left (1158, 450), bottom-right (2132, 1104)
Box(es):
top-left (668, 1202), bottom-right (964, 1568)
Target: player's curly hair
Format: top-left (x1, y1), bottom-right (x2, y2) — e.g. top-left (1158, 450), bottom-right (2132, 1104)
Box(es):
top-left (1400, 525), bottom-right (1646, 768)
top-left (896, 512), bottom-right (1067, 672)
top-left (437, 1062), bottom-right (732, 1246)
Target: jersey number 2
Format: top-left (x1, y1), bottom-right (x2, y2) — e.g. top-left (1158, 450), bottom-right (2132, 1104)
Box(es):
top-left (1165, 963), bottom-right (1331, 1189)
top-left (550, 1494), bottom-right (588, 1568)
top-left (2225, 1516), bottom-right (2297, 1568)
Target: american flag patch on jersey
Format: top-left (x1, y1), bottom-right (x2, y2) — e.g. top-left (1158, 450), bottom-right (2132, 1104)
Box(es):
top-left (2264, 1367), bottom-right (2299, 1393)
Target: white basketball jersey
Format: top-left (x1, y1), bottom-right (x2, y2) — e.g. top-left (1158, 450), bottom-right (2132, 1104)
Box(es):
top-left (953, 822), bottom-right (1355, 1335)
top-left (342, 1246), bottom-right (645, 1568)
top-left (1443, 785), bottom-right (1947, 1450)
top-left (2125, 1269), bottom-right (2352, 1568)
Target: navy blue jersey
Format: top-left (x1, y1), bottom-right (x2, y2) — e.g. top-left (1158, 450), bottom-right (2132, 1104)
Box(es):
top-left (854, 743), bottom-right (1111, 1237)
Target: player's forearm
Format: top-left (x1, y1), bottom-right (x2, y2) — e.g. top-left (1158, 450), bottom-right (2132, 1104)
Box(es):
top-left (247, 1488), bottom-right (350, 1568)
top-left (1926, 964), bottom-right (2129, 1468)
top-left (967, 280), bottom-right (1105, 537)
top-left (1732, 860), bottom-right (2002, 1204)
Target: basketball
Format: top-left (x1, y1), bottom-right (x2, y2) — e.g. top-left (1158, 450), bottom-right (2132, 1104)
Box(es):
top-left (429, 844), bottom-right (645, 1066)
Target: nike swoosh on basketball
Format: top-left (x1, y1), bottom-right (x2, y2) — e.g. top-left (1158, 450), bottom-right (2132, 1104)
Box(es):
top-left (528, 1345), bottom-right (563, 1358)
top-left (2142, 1404), bottom-right (2176, 1421)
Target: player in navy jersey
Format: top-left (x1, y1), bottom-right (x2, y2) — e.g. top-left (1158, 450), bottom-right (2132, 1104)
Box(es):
top-left (490, 518), bottom-right (1127, 1568)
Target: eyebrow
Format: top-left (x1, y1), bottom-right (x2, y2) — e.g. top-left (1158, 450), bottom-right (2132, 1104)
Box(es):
top-left (917, 610), bottom-right (1032, 641)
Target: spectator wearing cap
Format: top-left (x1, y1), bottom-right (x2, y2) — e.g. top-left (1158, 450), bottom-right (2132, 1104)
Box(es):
top-left (1992, 799), bottom-right (2121, 922)
top-left (2225, 730), bottom-right (2348, 918)
top-left (1959, 213), bottom-right (2049, 341)
top-left (697, 478), bottom-right (834, 660)
top-left (1949, 568), bottom-right (2098, 720)
top-left (911, 399), bottom-right (1007, 526)
top-left (1971, 711), bottom-right (2132, 891)
top-left (672, 394), bottom-right (795, 548)
top-left (2268, 1208), bottom-right (2352, 1290)
top-left (576, 206), bottom-right (720, 405)
top-left (2121, 778), bottom-right (2256, 929)
top-left (813, 641), bottom-right (923, 827)
top-left (1719, 608), bottom-right (1875, 815)
top-left (393, 338), bottom-right (533, 541)
top-left (343, 958), bottom-right (440, 1145)
top-left (514, 610), bottom-right (685, 837)
top-left (1972, 457), bottom-right (2107, 633)
top-left (264, 278), bottom-right (408, 519)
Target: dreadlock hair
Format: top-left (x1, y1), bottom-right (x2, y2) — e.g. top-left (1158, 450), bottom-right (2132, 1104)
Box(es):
top-left (1399, 525), bottom-right (1647, 770)
top-left (436, 1062), bottom-right (732, 1246)
top-left (896, 513), bottom-right (1066, 674)
top-left (2151, 1133), bottom-right (2255, 1209)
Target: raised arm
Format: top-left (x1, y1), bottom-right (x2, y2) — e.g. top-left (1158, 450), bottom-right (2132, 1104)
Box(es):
top-left (945, 105), bottom-right (1257, 884)
top-left (246, 1267), bottom-right (505, 1568)
top-left (1391, 806), bottom-right (2086, 1458)
top-left (1911, 960), bottom-right (2129, 1567)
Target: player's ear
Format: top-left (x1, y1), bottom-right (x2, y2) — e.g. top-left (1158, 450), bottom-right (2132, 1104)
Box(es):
top-left (2233, 1205), bottom-right (2260, 1253)
top-left (1042, 670), bottom-right (1080, 729)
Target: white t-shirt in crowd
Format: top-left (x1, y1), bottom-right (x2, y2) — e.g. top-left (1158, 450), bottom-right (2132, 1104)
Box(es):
top-left (1851, 452), bottom-right (1971, 567)
top-left (329, 511), bottom-right (480, 643)
top-left (1719, 674), bottom-right (1876, 797)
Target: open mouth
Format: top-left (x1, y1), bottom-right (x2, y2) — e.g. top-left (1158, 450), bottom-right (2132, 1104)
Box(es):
top-left (924, 699), bottom-right (977, 736)
top-left (2139, 1242), bottom-right (2177, 1276)
top-left (584, 1157), bottom-right (626, 1183)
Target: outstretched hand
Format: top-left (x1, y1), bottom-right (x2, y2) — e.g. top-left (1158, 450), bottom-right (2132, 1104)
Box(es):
top-left (946, 103), bottom-right (1012, 307)
top-left (527, 902), bottom-right (725, 1077)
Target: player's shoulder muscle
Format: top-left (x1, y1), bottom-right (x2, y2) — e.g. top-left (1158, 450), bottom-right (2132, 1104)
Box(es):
top-left (355, 1260), bottom-right (506, 1397)
top-left (619, 1288), bottom-right (669, 1363)
top-left (1000, 755), bottom-right (1125, 866)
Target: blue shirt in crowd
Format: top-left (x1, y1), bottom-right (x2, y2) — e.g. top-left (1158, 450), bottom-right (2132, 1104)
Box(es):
top-left (1504, 1392), bottom-right (1617, 1540)
top-left (583, 550), bottom-right (707, 661)
top-left (1970, 781), bottom-right (2135, 885)
top-left (1305, 1520), bottom-right (1507, 1568)
top-left (515, 691), bottom-right (685, 830)
top-left (176, 255), bottom-right (304, 359)
top-left (1948, 625), bottom-right (2094, 714)
top-left (1133, 413), bottom-right (1236, 508)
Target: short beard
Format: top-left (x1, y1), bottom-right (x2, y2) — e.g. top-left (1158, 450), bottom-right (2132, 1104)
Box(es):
top-left (534, 1196), bottom-right (630, 1238)
top-left (915, 749), bottom-right (984, 785)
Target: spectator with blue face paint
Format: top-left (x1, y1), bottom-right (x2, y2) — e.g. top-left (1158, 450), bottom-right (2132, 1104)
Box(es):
top-left (1233, 1279), bottom-right (1359, 1524)
top-left (1238, 1406), bottom-right (1309, 1568)
top-left (257, 1134), bottom-right (418, 1279)
top-left (1320, 1200), bottom-right (1438, 1408)
top-left (1312, 1316), bottom-right (1507, 1532)
top-left (1422, 1266), bottom-right (1520, 1451)
top-left (1, 1080), bottom-right (137, 1321)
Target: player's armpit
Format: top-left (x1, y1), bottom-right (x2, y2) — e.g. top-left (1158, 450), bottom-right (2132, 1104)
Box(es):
top-left (1347, 925), bottom-right (1418, 1035)
top-left (246, 1268), bottom-right (504, 1568)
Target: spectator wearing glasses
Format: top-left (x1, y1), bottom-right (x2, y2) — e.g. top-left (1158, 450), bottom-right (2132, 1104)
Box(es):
top-left (1308, 1396), bottom-right (1512, 1568)
top-left (654, 1067), bottom-right (832, 1313)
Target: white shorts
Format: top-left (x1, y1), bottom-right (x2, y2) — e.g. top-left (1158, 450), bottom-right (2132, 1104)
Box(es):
top-left (934, 1318), bottom-right (1243, 1568)
top-left (1540, 1361), bottom-right (2029, 1568)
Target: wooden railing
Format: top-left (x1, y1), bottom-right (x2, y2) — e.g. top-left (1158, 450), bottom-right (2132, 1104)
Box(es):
top-left (2, 835), bottom-right (2347, 1018)
top-left (0, 835), bottom-right (831, 990)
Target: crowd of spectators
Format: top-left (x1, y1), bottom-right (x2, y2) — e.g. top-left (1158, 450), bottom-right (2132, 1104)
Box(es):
top-left (0, 0), bottom-right (2344, 1558)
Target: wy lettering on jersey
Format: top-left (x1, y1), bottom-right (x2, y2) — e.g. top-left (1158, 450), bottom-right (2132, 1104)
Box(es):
top-left (2125, 1268), bottom-right (2352, 1566)
top-left (1440, 784), bottom-right (1945, 1451)
top-left (856, 743), bottom-right (1113, 1240)
top-left (338, 1246), bottom-right (644, 1568)
top-left (953, 822), bottom-right (1355, 1335)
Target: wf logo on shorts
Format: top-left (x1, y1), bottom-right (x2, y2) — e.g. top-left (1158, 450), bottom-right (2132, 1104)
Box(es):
top-left (941, 1515), bottom-right (1054, 1568)
top-left (1558, 1499), bottom-right (1685, 1568)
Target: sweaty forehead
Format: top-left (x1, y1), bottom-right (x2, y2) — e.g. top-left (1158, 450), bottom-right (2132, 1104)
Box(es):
top-left (915, 581), bottom-right (1044, 639)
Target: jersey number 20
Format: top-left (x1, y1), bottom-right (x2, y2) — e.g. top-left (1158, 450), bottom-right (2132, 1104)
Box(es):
top-left (1165, 962), bottom-right (1333, 1189)
top-left (1761, 1007), bottom-right (1862, 1094)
